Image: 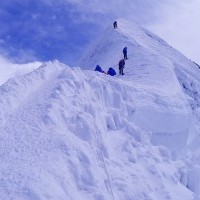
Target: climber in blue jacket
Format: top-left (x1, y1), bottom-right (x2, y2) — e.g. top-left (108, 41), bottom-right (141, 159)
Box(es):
top-left (107, 67), bottom-right (116, 76)
top-left (95, 65), bottom-right (106, 74)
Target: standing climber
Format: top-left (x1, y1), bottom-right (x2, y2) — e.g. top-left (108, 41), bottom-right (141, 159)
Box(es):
top-left (119, 59), bottom-right (125, 75)
top-left (123, 47), bottom-right (128, 60)
top-left (113, 21), bottom-right (117, 29)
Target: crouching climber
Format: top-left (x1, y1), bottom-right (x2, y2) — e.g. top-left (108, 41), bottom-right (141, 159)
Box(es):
top-left (107, 67), bottom-right (116, 76)
top-left (119, 59), bottom-right (125, 75)
top-left (95, 65), bottom-right (106, 74)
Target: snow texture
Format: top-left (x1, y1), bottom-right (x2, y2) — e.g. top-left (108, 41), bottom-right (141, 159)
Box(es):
top-left (1, 19), bottom-right (200, 199)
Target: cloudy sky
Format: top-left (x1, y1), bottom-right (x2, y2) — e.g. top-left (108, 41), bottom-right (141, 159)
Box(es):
top-left (0, 0), bottom-right (199, 66)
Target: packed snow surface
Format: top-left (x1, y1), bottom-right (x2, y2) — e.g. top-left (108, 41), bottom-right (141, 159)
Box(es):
top-left (1, 19), bottom-right (200, 199)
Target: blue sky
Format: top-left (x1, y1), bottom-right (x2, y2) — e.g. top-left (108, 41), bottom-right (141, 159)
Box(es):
top-left (0, 0), bottom-right (103, 65)
top-left (0, 0), bottom-right (199, 65)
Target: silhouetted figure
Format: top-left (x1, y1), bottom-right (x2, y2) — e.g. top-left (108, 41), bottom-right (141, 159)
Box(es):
top-left (113, 21), bottom-right (117, 29)
top-left (123, 47), bottom-right (128, 60)
top-left (119, 59), bottom-right (125, 75)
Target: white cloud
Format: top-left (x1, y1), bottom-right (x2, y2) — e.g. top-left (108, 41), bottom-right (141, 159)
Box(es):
top-left (47, 0), bottom-right (168, 24)
top-left (147, 0), bottom-right (200, 63)
top-left (0, 55), bottom-right (41, 85)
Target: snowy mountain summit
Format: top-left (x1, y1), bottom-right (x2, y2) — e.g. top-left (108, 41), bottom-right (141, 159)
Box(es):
top-left (80, 19), bottom-right (200, 154)
top-left (1, 19), bottom-right (200, 200)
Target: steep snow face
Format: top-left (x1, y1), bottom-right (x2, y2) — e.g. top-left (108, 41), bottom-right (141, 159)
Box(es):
top-left (0, 61), bottom-right (195, 199)
top-left (79, 19), bottom-right (197, 155)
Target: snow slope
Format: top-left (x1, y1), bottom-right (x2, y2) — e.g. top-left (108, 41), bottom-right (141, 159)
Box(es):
top-left (79, 19), bottom-right (200, 157)
top-left (0, 61), bottom-right (195, 199)
top-left (1, 19), bottom-right (200, 199)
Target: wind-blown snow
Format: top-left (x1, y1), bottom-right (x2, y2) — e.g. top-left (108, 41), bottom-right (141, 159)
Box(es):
top-left (1, 19), bottom-right (200, 199)
top-left (0, 55), bottom-right (41, 86)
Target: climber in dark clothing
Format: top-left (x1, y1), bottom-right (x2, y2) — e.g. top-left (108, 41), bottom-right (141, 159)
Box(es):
top-left (107, 67), bottom-right (116, 76)
top-left (113, 21), bottom-right (117, 29)
top-left (123, 47), bottom-right (128, 60)
top-left (95, 65), bottom-right (106, 74)
top-left (119, 59), bottom-right (125, 75)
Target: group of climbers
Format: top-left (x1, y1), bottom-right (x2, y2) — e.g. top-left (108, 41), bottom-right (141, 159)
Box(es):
top-left (119, 47), bottom-right (128, 75)
top-left (95, 46), bottom-right (127, 76)
top-left (94, 21), bottom-right (128, 76)
top-left (95, 65), bottom-right (116, 76)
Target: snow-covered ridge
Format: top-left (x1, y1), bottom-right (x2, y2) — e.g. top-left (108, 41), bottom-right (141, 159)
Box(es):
top-left (79, 19), bottom-right (200, 109)
top-left (79, 19), bottom-right (200, 156)
top-left (0, 62), bottom-right (60, 124)
top-left (0, 60), bottom-right (195, 199)
top-left (1, 18), bottom-right (200, 199)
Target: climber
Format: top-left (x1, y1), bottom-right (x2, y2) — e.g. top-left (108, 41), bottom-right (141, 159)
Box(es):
top-left (123, 47), bottom-right (128, 60)
top-left (107, 67), bottom-right (116, 76)
top-left (95, 65), bottom-right (106, 74)
top-left (113, 21), bottom-right (117, 29)
top-left (119, 59), bottom-right (125, 75)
